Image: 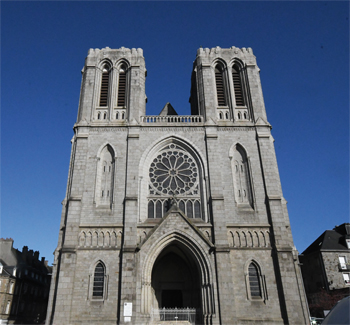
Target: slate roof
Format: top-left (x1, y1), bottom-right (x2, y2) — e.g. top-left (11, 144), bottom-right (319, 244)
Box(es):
top-left (302, 223), bottom-right (350, 255)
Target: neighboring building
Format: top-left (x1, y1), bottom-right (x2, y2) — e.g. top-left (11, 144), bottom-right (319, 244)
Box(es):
top-left (300, 223), bottom-right (350, 317)
top-left (0, 238), bottom-right (51, 324)
top-left (46, 46), bottom-right (309, 324)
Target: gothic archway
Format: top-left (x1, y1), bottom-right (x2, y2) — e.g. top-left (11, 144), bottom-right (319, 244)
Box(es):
top-left (152, 244), bottom-right (201, 309)
top-left (141, 231), bottom-right (215, 324)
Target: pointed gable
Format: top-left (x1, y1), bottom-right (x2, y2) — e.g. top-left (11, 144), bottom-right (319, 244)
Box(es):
top-left (159, 102), bottom-right (178, 116)
top-left (138, 204), bottom-right (213, 250)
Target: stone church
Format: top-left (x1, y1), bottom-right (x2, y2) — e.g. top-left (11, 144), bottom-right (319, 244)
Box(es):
top-left (46, 46), bottom-right (309, 324)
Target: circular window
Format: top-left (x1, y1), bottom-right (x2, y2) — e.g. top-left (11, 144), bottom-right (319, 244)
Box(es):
top-left (149, 144), bottom-right (199, 196)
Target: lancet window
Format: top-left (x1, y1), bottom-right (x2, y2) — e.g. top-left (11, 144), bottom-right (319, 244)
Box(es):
top-left (248, 263), bottom-right (262, 298)
top-left (117, 64), bottom-right (127, 107)
top-left (215, 64), bottom-right (227, 107)
top-left (99, 65), bottom-right (110, 107)
top-left (232, 65), bottom-right (245, 107)
top-left (148, 144), bottom-right (202, 219)
top-left (93, 262), bottom-right (105, 298)
top-left (245, 261), bottom-right (267, 301)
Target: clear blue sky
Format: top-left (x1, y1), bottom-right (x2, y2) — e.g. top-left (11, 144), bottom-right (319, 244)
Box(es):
top-left (1, 1), bottom-right (349, 264)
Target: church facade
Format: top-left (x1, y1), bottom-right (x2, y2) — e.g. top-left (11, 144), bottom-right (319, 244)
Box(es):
top-left (46, 46), bottom-right (309, 324)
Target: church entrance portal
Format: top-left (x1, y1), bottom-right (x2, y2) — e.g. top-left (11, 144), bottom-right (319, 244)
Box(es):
top-left (151, 244), bottom-right (201, 310)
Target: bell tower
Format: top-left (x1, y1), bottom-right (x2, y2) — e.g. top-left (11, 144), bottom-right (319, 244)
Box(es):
top-left (77, 47), bottom-right (146, 124)
top-left (190, 46), bottom-right (268, 124)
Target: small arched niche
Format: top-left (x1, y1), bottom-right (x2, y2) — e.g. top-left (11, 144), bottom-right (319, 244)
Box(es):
top-left (231, 144), bottom-right (254, 209)
top-left (95, 145), bottom-right (115, 207)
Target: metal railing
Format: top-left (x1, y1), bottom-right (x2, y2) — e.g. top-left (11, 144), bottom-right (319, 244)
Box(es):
top-left (141, 115), bottom-right (203, 124)
top-left (151, 307), bottom-right (196, 324)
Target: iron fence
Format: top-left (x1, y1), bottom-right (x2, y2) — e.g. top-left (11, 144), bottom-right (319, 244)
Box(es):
top-left (151, 307), bottom-right (196, 324)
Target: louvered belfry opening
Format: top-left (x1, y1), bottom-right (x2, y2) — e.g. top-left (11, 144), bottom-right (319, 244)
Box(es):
top-left (215, 66), bottom-right (226, 106)
top-left (117, 66), bottom-right (126, 107)
top-left (99, 68), bottom-right (109, 107)
top-left (232, 65), bottom-right (245, 106)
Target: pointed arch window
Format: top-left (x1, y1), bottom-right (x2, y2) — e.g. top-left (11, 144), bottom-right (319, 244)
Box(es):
top-left (99, 65), bottom-right (110, 107)
top-left (215, 65), bottom-right (227, 106)
top-left (93, 262), bottom-right (105, 298)
top-left (147, 143), bottom-right (203, 220)
top-left (245, 261), bottom-right (267, 301)
top-left (232, 145), bottom-right (254, 208)
top-left (248, 263), bottom-right (262, 299)
top-left (232, 65), bottom-right (245, 107)
top-left (117, 65), bottom-right (127, 107)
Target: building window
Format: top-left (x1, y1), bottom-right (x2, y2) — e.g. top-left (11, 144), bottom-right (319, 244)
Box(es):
top-left (232, 65), bottom-right (245, 107)
top-left (93, 263), bottom-right (105, 298)
top-left (339, 256), bottom-right (347, 270)
top-left (343, 273), bottom-right (350, 285)
top-left (346, 239), bottom-right (350, 249)
top-left (245, 260), bottom-right (267, 301)
top-left (9, 282), bottom-right (14, 294)
top-left (248, 263), bottom-right (262, 299)
top-left (148, 143), bottom-right (202, 219)
top-left (117, 65), bottom-right (126, 107)
top-left (215, 64), bottom-right (226, 106)
top-left (99, 65), bottom-right (110, 107)
top-left (5, 301), bottom-right (11, 314)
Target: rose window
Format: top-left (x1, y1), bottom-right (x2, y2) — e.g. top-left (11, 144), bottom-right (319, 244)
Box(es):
top-left (149, 144), bottom-right (199, 196)
top-left (148, 144), bottom-right (202, 219)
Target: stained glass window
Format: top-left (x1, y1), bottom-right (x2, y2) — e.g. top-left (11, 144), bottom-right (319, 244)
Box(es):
top-left (148, 144), bottom-right (202, 219)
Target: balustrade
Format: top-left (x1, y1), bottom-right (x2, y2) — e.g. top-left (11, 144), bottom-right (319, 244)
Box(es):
top-left (141, 115), bottom-right (203, 124)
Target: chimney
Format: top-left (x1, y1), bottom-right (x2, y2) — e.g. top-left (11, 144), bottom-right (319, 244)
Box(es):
top-left (34, 251), bottom-right (40, 260)
top-left (22, 246), bottom-right (28, 257)
top-left (0, 238), bottom-right (14, 254)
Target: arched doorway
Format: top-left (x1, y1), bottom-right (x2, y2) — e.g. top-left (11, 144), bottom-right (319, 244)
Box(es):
top-left (151, 243), bottom-right (201, 311)
top-left (141, 231), bottom-right (215, 324)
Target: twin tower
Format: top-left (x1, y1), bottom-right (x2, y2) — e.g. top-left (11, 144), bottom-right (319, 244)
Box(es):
top-left (46, 47), bottom-right (309, 324)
